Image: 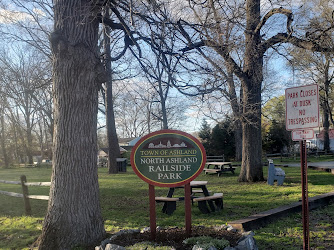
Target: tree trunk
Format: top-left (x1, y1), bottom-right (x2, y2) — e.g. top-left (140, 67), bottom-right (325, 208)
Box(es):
top-left (103, 8), bottom-right (121, 174)
top-left (106, 80), bottom-right (121, 174)
top-left (227, 69), bottom-right (242, 161)
top-left (322, 55), bottom-right (331, 152)
top-left (234, 120), bottom-right (242, 161)
top-left (38, 1), bottom-right (105, 249)
top-left (322, 95), bottom-right (330, 152)
top-left (0, 112), bottom-right (9, 168)
top-left (161, 98), bottom-right (168, 129)
top-left (26, 125), bottom-right (34, 165)
top-left (238, 0), bottom-right (264, 182)
top-left (159, 82), bottom-right (169, 130)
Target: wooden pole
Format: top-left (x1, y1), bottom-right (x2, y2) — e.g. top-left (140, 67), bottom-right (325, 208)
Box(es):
top-left (20, 175), bottom-right (31, 215)
top-left (184, 183), bottom-right (191, 236)
top-left (148, 184), bottom-right (156, 240)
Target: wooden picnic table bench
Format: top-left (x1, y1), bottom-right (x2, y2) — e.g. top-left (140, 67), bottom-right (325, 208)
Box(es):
top-left (204, 161), bottom-right (236, 176)
top-left (193, 193), bottom-right (223, 214)
top-left (156, 181), bottom-right (223, 214)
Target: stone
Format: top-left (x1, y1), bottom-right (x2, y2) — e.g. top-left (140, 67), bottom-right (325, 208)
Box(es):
top-left (141, 227), bottom-right (150, 233)
top-left (242, 231), bottom-right (255, 237)
top-left (105, 243), bottom-right (126, 250)
top-left (238, 231), bottom-right (255, 242)
top-left (226, 226), bottom-right (238, 233)
top-left (100, 238), bottom-right (113, 249)
top-left (235, 235), bottom-right (258, 250)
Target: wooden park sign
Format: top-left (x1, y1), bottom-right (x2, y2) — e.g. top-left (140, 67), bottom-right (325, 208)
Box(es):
top-left (131, 129), bottom-right (206, 187)
top-left (131, 129), bottom-right (206, 238)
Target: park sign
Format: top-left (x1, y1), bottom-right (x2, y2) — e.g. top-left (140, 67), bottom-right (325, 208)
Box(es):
top-left (285, 84), bottom-right (319, 131)
top-left (292, 129), bottom-right (315, 141)
top-left (131, 129), bottom-right (206, 187)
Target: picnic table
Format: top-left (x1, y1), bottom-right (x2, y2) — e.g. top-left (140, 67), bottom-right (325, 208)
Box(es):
top-left (204, 161), bottom-right (236, 176)
top-left (155, 181), bottom-right (223, 214)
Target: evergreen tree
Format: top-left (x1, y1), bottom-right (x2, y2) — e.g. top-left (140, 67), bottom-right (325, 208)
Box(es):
top-left (198, 119), bottom-right (212, 155)
top-left (211, 118), bottom-right (235, 160)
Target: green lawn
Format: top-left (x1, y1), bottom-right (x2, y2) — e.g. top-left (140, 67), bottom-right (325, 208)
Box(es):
top-left (0, 164), bottom-right (333, 249)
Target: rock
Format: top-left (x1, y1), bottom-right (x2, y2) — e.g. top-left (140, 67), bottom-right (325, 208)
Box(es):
top-left (235, 235), bottom-right (258, 250)
top-left (100, 238), bottom-right (113, 249)
top-left (105, 243), bottom-right (126, 250)
top-left (141, 227), bottom-right (150, 233)
top-left (237, 231), bottom-right (255, 242)
top-left (242, 231), bottom-right (255, 237)
top-left (226, 226), bottom-right (238, 233)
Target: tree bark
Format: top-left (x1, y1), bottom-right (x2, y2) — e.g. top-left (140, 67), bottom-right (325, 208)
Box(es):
top-left (238, 0), bottom-right (264, 182)
top-left (38, 1), bottom-right (105, 249)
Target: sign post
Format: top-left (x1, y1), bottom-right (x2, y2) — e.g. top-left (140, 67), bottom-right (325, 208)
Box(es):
top-left (300, 140), bottom-right (309, 249)
top-left (285, 84), bottom-right (319, 250)
top-left (131, 129), bottom-right (206, 239)
top-left (148, 184), bottom-right (156, 240)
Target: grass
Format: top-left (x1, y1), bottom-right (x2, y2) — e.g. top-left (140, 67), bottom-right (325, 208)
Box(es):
top-left (0, 163), bottom-right (334, 249)
top-left (254, 202), bottom-right (334, 249)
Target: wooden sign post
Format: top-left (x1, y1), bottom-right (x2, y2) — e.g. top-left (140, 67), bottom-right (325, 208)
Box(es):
top-left (131, 129), bottom-right (206, 239)
top-left (285, 84), bottom-right (319, 250)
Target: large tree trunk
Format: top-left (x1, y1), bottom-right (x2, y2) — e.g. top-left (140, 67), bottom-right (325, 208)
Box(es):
top-left (38, 1), bottom-right (105, 249)
top-left (238, 0), bottom-right (264, 182)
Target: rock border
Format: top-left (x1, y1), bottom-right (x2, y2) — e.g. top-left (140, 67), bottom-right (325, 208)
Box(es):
top-left (95, 225), bottom-right (258, 250)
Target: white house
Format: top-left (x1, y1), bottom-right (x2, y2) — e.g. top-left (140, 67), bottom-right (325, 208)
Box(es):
top-left (309, 129), bottom-right (334, 151)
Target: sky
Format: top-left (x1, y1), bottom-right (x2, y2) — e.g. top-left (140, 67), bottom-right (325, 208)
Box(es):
top-left (0, 0), bottom-right (323, 136)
